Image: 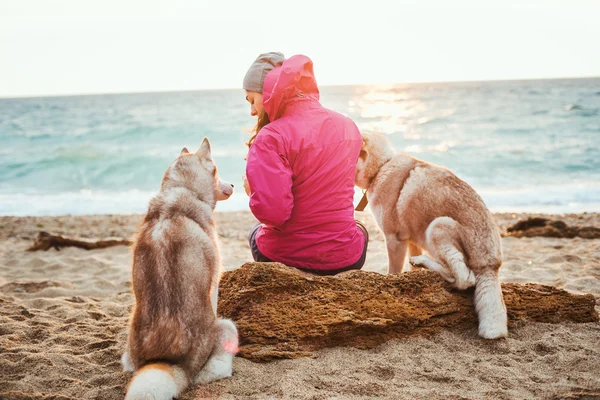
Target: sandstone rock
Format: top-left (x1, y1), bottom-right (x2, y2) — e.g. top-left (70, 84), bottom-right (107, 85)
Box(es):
top-left (218, 263), bottom-right (599, 362)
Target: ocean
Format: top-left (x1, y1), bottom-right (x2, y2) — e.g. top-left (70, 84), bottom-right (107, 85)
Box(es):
top-left (1, 78), bottom-right (599, 216)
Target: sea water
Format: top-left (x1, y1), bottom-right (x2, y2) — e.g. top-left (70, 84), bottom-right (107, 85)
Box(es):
top-left (1, 78), bottom-right (598, 216)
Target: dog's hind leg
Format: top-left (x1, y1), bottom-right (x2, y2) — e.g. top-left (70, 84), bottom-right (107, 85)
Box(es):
top-left (404, 243), bottom-right (423, 272)
top-left (211, 285), bottom-right (218, 316)
top-left (385, 235), bottom-right (408, 274)
top-left (121, 349), bottom-right (135, 373)
top-left (194, 319), bottom-right (238, 385)
top-left (408, 242), bottom-right (422, 257)
top-left (426, 217), bottom-right (476, 290)
top-left (121, 334), bottom-right (135, 373)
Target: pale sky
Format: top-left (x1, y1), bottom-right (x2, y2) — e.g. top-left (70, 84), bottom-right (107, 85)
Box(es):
top-left (1, 0), bottom-right (599, 98)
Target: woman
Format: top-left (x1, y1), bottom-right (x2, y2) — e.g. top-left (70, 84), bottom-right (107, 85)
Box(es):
top-left (242, 52), bottom-right (368, 275)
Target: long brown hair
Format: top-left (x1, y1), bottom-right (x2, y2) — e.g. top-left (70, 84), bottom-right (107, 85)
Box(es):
top-left (246, 110), bottom-right (270, 148)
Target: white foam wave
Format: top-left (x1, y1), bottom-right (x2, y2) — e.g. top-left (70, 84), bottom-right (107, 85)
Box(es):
top-left (0, 190), bottom-right (251, 216)
top-left (476, 183), bottom-right (600, 213)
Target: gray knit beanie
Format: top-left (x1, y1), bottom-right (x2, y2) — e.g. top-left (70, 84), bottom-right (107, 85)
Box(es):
top-left (243, 52), bottom-right (285, 93)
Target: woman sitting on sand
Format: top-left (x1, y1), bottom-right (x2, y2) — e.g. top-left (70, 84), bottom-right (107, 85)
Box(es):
top-left (242, 52), bottom-right (368, 275)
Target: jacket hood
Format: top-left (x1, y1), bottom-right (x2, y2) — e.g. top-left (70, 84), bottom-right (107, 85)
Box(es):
top-left (262, 54), bottom-right (320, 120)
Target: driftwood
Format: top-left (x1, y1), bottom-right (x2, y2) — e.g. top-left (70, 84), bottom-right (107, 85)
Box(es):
top-left (27, 231), bottom-right (132, 251)
top-left (506, 217), bottom-right (600, 239)
top-left (218, 263), bottom-right (599, 362)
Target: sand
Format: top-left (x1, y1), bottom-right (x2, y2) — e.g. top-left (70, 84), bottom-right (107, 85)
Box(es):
top-left (1, 211), bottom-right (599, 399)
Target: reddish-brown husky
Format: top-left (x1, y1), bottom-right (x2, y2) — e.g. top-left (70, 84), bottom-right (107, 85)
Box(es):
top-left (122, 138), bottom-right (238, 399)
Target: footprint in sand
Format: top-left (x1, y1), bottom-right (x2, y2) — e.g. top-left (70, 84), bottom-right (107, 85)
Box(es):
top-left (1, 281), bottom-right (73, 294)
top-left (545, 255), bottom-right (565, 263)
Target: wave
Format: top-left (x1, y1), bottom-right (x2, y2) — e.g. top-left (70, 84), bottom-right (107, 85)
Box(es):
top-left (476, 183), bottom-right (600, 214)
top-left (564, 104), bottom-right (584, 111)
top-left (0, 190), bottom-right (251, 216)
top-left (1, 184), bottom-right (599, 217)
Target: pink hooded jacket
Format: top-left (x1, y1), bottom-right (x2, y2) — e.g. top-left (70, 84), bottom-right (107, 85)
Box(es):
top-left (246, 55), bottom-right (365, 271)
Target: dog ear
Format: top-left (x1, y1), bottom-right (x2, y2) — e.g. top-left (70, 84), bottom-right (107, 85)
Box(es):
top-left (196, 138), bottom-right (212, 161)
top-left (180, 147), bottom-right (190, 156)
top-left (359, 148), bottom-right (368, 160)
top-left (359, 136), bottom-right (368, 160)
top-left (361, 134), bottom-right (369, 147)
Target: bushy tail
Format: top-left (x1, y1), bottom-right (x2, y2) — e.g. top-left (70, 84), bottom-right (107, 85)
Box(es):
top-left (474, 270), bottom-right (508, 339)
top-left (125, 363), bottom-right (188, 400)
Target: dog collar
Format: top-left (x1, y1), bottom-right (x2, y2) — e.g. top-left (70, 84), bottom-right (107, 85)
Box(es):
top-left (355, 189), bottom-right (368, 212)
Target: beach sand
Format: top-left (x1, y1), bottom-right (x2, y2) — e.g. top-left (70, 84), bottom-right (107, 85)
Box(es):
top-left (1, 211), bottom-right (599, 399)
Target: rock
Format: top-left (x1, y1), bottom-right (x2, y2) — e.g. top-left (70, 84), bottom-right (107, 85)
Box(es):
top-left (507, 217), bottom-right (551, 232)
top-left (506, 217), bottom-right (600, 239)
top-left (218, 263), bottom-right (599, 362)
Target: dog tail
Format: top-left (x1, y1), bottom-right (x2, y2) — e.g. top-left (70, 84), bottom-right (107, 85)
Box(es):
top-left (125, 362), bottom-right (188, 400)
top-left (474, 269), bottom-right (508, 339)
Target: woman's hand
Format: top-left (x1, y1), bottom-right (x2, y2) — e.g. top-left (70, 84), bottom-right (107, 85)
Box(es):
top-left (242, 175), bottom-right (251, 196)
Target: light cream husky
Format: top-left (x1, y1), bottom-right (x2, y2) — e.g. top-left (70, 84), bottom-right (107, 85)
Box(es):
top-left (122, 138), bottom-right (239, 400)
top-left (356, 133), bottom-right (507, 339)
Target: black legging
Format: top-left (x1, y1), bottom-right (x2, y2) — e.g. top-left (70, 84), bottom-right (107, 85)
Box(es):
top-left (247, 221), bottom-right (369, 275)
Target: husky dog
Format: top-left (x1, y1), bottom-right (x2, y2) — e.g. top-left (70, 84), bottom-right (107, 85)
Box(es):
top-left (122, 138), bottom-right (239, 400)
top-left (355, 133), bottom-right (507, 339)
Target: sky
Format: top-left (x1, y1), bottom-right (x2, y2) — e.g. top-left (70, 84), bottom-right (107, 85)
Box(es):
top-left (1, 0), bottom-right (599, 98)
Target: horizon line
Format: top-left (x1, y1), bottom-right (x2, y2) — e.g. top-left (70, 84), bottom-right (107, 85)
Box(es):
top-left (1, 74), bottom-right (599, 101)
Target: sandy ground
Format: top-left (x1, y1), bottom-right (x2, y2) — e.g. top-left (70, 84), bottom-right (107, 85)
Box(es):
top-left (0, 211), bottom-right (599, 399)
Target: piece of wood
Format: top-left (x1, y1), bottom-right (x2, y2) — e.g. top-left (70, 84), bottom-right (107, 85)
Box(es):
top-left (505, 217), bottom-right (600, 239)
top-left (218, 263), bottom-right (599, 362)
top-left (27, 231), bottom-right (132, 251)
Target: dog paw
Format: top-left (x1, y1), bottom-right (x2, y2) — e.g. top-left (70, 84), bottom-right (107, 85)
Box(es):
top-left (478, 316), bottom-right (508, 339)
top-left (478, 324), bottom-right (508, 340)
top-left (121, 352), bottom-right (135, 373)
top-left (410, 256), bottom-right (456, 283)
top-left (453, 271), bottom-right (476, 290)
top-left (194, 354), bottom-right (233, 385)
top-left (408, 256), bottom-right (425, 269)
